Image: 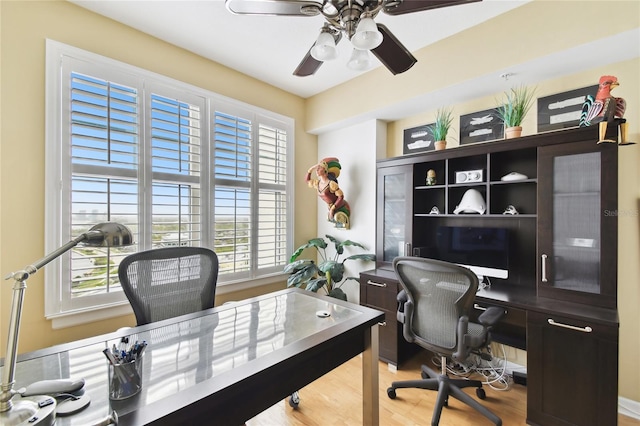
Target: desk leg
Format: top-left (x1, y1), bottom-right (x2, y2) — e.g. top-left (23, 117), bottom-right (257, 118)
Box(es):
top-left (362, 324), bottom-right (379, 426)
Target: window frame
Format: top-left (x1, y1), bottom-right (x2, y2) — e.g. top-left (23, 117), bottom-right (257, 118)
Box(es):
top-left (45, 40), bottom-right (294, 327)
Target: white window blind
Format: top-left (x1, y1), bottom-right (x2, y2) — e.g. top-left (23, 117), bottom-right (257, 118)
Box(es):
top-left (69, 73), bottom-right (139, 299)
top-left (46, 40), bottom-right (293, 323)
top-left (150, 94), bottom-right (202, 248)
top-left (213, 111), bottom-right (252, 275)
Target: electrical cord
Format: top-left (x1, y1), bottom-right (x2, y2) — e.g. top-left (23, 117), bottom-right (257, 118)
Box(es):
top-left (477, 276), bottom-right (492, 292)
top-left (432, 343), bottom-right (511, 391)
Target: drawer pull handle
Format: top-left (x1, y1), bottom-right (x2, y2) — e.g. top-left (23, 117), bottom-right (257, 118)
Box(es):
top-left (541, 254), bottom-right (548, 283)
top-left (367, 280), bottom-right (387, 288)
top-left (378, 321), bottom-right (387, 327)
top-left (473, 303), bottom-right (487, 311)
top-left (547, 318), bottom-right (592, 333)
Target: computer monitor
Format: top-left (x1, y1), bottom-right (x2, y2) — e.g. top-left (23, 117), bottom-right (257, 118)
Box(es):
top-left (433, 226), bottom-right (509, 280)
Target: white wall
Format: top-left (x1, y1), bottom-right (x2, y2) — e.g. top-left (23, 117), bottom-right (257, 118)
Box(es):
top-left (315, 119), bottom-right (386, 303)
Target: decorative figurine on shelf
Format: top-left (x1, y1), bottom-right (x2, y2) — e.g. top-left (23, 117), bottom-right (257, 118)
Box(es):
top-left (426, 169), bottom-right (436, 186)
top-left (580, 75), bottom-right (634, 145)
top-left (306, 157), bottom-right (351, 229)
top-left (503, 205), bottom-right (519, 215)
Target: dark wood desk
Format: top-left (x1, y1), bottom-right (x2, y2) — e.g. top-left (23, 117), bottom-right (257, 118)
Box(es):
top-left (360, 267), bottom-right (619, 426)
top-left (8, 288), bottom-right (384, 425)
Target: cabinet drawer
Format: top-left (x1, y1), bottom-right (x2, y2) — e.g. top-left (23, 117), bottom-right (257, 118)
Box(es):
top-left (378, 311), bottom-right (399, 362)
top-left (528, 311), bottom-right (618, 341)
top-left (360, 275), bottom-right (399, 312)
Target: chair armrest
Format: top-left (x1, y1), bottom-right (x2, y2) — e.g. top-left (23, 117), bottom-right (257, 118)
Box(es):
top-left (397, 290), bottom-right (408, 324)
top-left (477, 306), bottom-right (505, 328)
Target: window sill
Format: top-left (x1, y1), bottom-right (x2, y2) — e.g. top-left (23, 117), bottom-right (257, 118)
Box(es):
top-left (50, 273), bottom-right (288, 329)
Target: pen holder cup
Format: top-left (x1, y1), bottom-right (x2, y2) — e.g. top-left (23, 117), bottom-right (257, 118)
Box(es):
top-left (108, 356), bottom-right (143, 400)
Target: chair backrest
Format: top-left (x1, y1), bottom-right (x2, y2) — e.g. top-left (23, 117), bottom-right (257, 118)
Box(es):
top-left (118, 247), bottom-right (219, 325)
top-left (393, 256), bottom-right (478, 359)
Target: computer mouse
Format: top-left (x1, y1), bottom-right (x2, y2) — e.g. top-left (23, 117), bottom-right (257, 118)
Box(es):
top-left (500, 172), bottom-right (527, 181)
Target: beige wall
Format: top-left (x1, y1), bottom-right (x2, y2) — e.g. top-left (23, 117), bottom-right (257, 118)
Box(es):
top-left (0, 0), bottom-right (318, 354)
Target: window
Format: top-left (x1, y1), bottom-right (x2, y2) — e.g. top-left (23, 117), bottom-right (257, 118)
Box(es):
top-left (45, 40), bottom-right (293, 325)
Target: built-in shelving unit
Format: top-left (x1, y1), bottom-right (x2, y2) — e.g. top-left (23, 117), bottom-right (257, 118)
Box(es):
top-left (364, 124), bottom-right (621, 426)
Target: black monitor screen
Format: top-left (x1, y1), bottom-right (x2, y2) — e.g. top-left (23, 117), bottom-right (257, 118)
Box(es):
top-left (434, 226), bottom-right (509, 279)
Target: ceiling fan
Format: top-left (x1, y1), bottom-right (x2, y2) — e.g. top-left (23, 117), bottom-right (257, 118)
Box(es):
top-left (225, 0), bottom-right (480, 77)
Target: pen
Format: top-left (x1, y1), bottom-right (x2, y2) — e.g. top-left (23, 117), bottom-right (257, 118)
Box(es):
top-left (103, 348), bottom-right (117, 365)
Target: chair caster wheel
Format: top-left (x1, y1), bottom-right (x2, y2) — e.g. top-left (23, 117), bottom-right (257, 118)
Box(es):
top-left (476, 388), bottom-right (486, 400)
top-left (289, 391), bottom-right (300, 408)
top-left (387, 387), bottom-right (396, 399)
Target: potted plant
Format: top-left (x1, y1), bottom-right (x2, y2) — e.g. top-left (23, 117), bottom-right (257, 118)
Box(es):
top-left (429, 107), bottom-right (454, 150)
top-left (284, 235), bottom-right (375, 301)
top-left (496, 85), bottom-right (536, 139)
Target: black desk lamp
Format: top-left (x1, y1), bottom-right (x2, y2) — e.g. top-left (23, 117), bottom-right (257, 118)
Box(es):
top-left (0, 222), bottom-right (133, 425)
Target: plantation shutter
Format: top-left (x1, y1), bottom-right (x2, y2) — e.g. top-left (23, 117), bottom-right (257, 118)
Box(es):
top-left (69, 72), bottom-right (139, 297)
top-left (150, 94), bottom-right (203, 248)
top-left (212, 110), bottom-right (252, 275)
top-left (256, 121), bottom-right (288, 270)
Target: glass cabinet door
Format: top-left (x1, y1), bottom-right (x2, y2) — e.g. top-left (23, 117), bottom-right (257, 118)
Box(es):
top-left (376, 165), bottom-right (413, 265)
top-left (537, 140), bottom-right (617, 308)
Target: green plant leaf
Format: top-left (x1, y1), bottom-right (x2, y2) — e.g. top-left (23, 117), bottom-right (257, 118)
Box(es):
top-left (320, 261), bottom-right (344, 283)
top-left (325, 235), bottom-right (344, 256)
top-left (283, 259), bottom-right (314, 274)
top-left (343, 253), bottom-right (376, 262)
top-left (288, 238), bottom-right (328, 262)
top-left (428, 107), bottom-right (454, 141)
top-left (286, 264), bottom-right (319, 287)
top-left (496, 85), bottom-right (536, 127)
top-left (306, 277), bottom-right (327, 293)
top-left (328, 287), bottom-right (347, 301)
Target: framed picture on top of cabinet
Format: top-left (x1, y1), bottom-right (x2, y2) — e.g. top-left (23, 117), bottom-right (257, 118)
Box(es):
top-left (403, 123), bottom-right (436, 155)
top-left (537, 85), bottom-right (598, 133)
top-left (459, 108), bottom-right (504, 145)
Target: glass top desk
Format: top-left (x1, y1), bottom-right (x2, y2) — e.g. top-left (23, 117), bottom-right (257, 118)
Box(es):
top-left (8, 288), bottom-right (384, 425)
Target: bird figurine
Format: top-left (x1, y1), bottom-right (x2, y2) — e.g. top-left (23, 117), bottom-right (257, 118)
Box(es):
top-left (579, 75), bottom-right (633, 145)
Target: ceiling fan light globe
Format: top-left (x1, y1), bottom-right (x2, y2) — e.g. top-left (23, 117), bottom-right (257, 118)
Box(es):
top-left (351, 17), bottom-right (383, 50)
top-left (347, 48), bottom-right (372, 71)
top-left (311, 32), bottom-right (338, 61)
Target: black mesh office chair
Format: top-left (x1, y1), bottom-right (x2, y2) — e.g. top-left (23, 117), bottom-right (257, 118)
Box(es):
top-left (387, 257), bottom-right (505, 426)
top-left (118, 247), bottom-right (219, 325)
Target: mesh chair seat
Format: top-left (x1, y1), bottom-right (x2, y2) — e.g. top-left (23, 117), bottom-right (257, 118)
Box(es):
top-left (118, 247), bottom-right (219, 326)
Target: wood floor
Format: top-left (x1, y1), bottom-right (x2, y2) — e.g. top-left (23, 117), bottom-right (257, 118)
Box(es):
top-left (248, 350), bottom-right (640, 425)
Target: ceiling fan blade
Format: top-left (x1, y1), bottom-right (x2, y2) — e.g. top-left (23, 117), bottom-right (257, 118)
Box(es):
top-left (225, 0), bottom-right (322, 16)
top-left (293, 50), bottom-right (324, 77)
top-left (384, 0), bottom-right (481, 16)
top-left (293, 32), bottom-right (342, 77)
top-left (371, 24), bottom-right (417, 75)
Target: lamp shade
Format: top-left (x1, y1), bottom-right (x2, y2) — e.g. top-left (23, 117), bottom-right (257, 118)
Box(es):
top-left (310, 31), bottom-right (337, 61)
top-left (83, 222), bottom-right (134, 247)
top-left (347, 48), bottom-right (372, 71)
top-left (351, 17), bottom-right (383, 50)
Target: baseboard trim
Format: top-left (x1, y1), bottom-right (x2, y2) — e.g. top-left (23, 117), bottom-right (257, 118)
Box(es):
top-left (619, 397), bottom-right (640, 420)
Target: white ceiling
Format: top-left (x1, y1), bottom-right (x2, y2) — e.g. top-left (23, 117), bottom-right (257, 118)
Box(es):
top-left (70, 0), bottom-right (531, 98)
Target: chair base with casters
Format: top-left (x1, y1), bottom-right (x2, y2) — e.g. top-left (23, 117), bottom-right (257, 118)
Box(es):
top-left (387, 354), bottom-right (501, 426)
